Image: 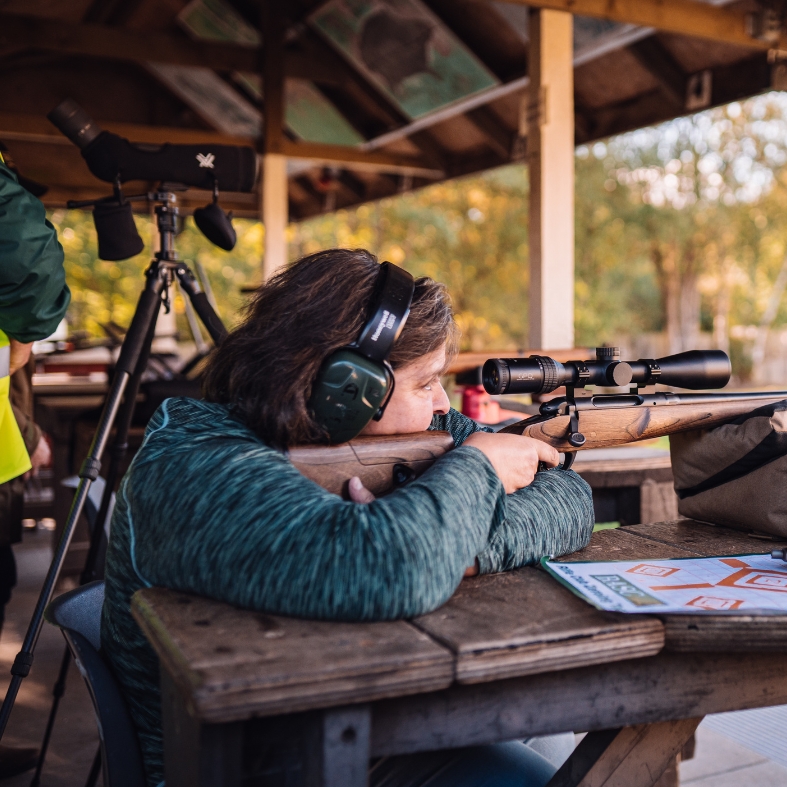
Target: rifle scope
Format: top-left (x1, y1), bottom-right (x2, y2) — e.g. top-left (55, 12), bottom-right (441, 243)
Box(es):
top-left (482, 348), bottom-right (731, 395)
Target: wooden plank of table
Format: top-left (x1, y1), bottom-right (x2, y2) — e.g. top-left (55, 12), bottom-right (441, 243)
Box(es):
top-left (413, 568), bottom-right (664, 684)
top-left (370, 651), bottom-right (787, 757)
top-left (557, 526), bottom-right (698, 562)
top-left (573, 521), bottom-right (787, 653)
top-left (132, 588), bottom-right (454, 723)
top-left (625, 518), bottom-right (787, 557)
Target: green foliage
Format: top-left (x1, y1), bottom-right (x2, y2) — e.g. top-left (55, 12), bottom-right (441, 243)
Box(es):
top-left (49, 209), bottom-right (264, 338)
top-left (293, 166), bottom-right (532, 351)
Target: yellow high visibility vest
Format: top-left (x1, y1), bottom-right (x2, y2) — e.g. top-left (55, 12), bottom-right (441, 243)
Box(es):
top-left (0, 329), bottom-right (32, 484)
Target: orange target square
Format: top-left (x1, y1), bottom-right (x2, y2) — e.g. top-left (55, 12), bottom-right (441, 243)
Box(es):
top-left (686, 596), bottom-right (744, 611)
top-left (719, 568), bottom-right (787, 593)
top-left (627, 564), bottom-right (679, 578)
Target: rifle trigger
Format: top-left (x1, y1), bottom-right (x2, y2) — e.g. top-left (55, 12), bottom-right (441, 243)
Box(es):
top-left (567, 406), bottom-right (586, 448)
top-left (392, 463), bottom-right (417, 488)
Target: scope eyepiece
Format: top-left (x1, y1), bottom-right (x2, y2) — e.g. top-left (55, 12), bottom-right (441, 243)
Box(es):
top-left (48, 99), bottom-right (101, 150)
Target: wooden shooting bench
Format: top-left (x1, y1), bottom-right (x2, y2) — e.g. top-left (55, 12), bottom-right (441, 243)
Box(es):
top-left (132, 519), bottom-right (787, 787)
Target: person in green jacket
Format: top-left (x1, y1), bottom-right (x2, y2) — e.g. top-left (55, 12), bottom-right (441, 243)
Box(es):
top-left (0, 153), bottom-right (70, 372)
top-left (101, 248), bottom-right (594, 787)
top-left (0, 151), bottom-right (69, 779)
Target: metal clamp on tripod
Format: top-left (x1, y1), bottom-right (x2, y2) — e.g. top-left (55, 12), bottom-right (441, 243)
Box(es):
top-left (0, 99), bottom-right (257, 786)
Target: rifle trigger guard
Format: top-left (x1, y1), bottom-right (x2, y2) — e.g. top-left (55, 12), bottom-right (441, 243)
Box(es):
top-left (567, 405), bottom-right (586, 448)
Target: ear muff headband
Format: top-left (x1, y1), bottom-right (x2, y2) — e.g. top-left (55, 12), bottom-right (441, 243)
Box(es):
top-left (309, 262), bottom-right (415, 444)
top-left (355, 262), bottom-right (415, 362)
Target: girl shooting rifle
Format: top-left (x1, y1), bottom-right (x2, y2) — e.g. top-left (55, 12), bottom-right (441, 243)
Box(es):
top-left (102, 248), bottom-right (594, 787)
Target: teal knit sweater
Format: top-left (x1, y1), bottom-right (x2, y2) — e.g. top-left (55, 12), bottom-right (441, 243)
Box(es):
top-left (101, 398), bottom-right (593, 786)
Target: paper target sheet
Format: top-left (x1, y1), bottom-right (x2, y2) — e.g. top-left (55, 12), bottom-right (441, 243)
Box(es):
top-left (542, 554), bottom-right (787, 614)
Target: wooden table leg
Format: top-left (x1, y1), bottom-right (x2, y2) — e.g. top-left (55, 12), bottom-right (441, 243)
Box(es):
top-left (161, 670), bottom-right (244, 787)
top-left (162, 668), bottom-right (371, 787)
top-left (546, 717), bottom-right (702, 787)
top-left (309, 705), bottom-right (371, 787)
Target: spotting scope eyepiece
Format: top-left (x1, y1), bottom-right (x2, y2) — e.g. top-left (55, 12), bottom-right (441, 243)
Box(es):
top-left (482, 348), bottom-right (731, 395)
top-left (47, 99), bottom-right (259, 193)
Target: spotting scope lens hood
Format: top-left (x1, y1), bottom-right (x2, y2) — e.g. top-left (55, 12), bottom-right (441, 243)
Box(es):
top-left (48, 99), bottom-right (259, 192)
top-left (483, 349), bottom-right (731, 395)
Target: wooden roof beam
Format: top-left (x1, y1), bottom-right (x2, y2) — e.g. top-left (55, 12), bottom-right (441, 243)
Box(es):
top-left (629, 37), bottom-right (687, 108)
top-left (466, 106), bottom-right (515, 160)
top-left (0, 112), bottom-right (252, 147)
top-left (0, 12), bottom-right (334, 79)
top-left (280, 139), bottom-right (444, 179)
top-left (492, 0), bottom-right (780, 51)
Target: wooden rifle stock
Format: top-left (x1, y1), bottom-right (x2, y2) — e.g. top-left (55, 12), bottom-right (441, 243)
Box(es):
top-left (290, 391), bottom-right (787, 497)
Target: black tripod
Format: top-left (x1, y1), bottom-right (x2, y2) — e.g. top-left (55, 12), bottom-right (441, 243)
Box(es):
top-left (0, 191), bottom-right (227, 783)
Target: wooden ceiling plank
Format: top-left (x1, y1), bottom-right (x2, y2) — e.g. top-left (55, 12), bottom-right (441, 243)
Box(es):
top-left (0, 12), bottom-right (258, 71)
top-left (629, 37), bottom-right (687, 108)
top-left (493, 0), bottom-right (775, 51)
top-left (0, 12), bottom-right (331, 80)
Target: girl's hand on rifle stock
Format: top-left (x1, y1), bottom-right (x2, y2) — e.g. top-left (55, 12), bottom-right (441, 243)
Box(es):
top-left (464, 432), bottom-right (559, 494)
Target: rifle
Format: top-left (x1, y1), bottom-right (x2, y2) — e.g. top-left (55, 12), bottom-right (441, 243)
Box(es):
top-left (290, 348), bottom-right (787, 497)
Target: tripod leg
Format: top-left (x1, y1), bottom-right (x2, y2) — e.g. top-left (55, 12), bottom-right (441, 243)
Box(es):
top-left (175, 265), bottom-right (227, 344)
top-left (28, 648), bottom-right (70, 787)
top-left (81, 307), bottom-right (160, 586)
top-left (0, 264), bottom-right (167, 741)
top-left (29, 300), bottom-right (162, 780)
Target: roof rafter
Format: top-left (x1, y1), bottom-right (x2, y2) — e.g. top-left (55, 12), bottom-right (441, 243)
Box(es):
top-left (492, 0), bottom-right (779, 51)
top-left (629, 37), bottom-right (687, 108)
top-left (0, 12), bottom-right (332, 79)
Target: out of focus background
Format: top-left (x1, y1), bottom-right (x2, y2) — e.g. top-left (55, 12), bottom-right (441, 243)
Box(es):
top-left (51, 93), bottom-right (787, 386)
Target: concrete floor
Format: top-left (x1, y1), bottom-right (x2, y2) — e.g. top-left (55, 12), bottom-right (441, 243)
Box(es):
top-left (2, 529), bottom-right (787, 786)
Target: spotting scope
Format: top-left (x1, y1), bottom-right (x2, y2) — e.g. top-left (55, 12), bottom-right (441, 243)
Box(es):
top-left (47, 99), bottom-right (258, 192)
top-left (482, 348), bottom-right (731, 395)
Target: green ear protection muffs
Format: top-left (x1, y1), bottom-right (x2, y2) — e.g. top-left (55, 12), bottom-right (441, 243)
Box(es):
top-left (310, 262), bottom-right (416, 444)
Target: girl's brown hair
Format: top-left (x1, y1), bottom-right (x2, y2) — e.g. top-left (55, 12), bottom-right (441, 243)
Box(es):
top-left (202, 248), bottom-right (458, 448)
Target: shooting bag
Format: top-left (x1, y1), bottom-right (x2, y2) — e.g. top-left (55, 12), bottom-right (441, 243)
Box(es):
top-left (670, 399), bottom-right (787, 537)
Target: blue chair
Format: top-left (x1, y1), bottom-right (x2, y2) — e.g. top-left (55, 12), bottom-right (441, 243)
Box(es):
top-left (61, 476), bottom-right (115, 580)
top-left (44, 581), bottom-right (146, 787)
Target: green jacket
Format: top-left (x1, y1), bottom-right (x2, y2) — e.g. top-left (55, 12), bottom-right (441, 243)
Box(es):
top-left (0, 161), bottom-right (70, 342)
top-left (101, 398), bottom-right (594, 786)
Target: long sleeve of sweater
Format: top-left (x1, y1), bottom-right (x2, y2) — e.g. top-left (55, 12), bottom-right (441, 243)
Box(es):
top-left (432, 409), bottom-right (595, 573)
top-left (0, 163), bottom-right (69, 342)
top-left (114, 398), bottom-right (507, 623)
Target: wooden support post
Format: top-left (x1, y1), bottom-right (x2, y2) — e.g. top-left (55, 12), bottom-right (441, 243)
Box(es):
top-left (262, 154), bottom-right (288, 280)
top-left (261, 1), bottom-right (287, 280)
top-left (546, 717), bottom-right (701, 787)
top-left (527, 8), bottom-right (574, 349)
